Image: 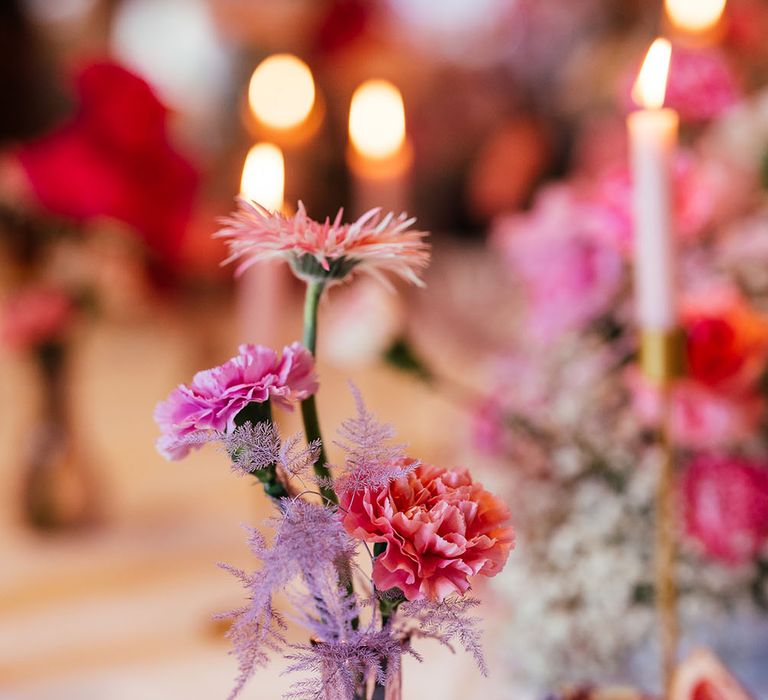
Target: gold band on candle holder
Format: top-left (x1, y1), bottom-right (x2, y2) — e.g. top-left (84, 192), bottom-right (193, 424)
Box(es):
top-left (640, 328), bottom-right (686, 385)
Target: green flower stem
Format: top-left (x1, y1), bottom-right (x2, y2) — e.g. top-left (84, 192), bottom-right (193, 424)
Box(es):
top-left (302, 278), bottom-right (323, 355)
top-left (300, 279), bottom-right (338, 506)
top-left (372, 544), bottom-right (403, 700)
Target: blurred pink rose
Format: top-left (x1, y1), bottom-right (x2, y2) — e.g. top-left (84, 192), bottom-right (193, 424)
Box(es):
top-left (622, 46), bottom-right (740, 123)
top-left (1, 287), bottom-right (74, 351)
top-left (341, 461), bottom-right (515, 601)
top-left (583, 153), bottom-right (746, 253)
top-left (471, 398), bottom-right (509, 457)
top-left (493, 185), bottom-right (624, 341)
top-left (665, 47), bottom-right (741, 123)
top-left (683, 454), bottom-right (768, 564)
top-left (154, 342), bottom-right (317, 460)
top-left (627, 368), bottom-right (761, 450)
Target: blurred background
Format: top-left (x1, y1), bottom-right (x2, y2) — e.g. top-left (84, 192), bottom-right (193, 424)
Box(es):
top-left (3, 0), bottom-right (768, 698)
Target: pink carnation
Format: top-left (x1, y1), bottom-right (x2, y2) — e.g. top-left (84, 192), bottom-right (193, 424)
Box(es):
top-left (1, 287), bottom-right (75, 350)
top-left (683, 454), bottom-right (768, 564)
top-left (154, 342), bottom-right (317, 460)
top-left (341, 462), bottom-right (515, 601)
top-left (493, 185), bottom-right (624, 341)
top-left (626, 369), bottom-right (762, 450)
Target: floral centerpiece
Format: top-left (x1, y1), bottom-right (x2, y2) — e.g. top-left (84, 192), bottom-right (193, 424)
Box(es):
top-left (154, 201), bottom-right (514, 698)
top-left (464, 63), bottom-right (768, 691)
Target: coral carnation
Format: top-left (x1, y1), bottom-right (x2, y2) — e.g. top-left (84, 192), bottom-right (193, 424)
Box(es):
top-left (154, 342), bottom-right (317, 460)
top-left (215, 199), bottom-right (430, 287)
top-left (341, 462), bottom-right (514, 601)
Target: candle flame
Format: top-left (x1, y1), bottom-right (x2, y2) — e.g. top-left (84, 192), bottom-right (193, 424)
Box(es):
top-left (665, 0), bottom-right (727, 33)
top-left (632, 38), bottom-right (673, 110)
top-left (248, 54), bottom-right (315, 131)
top-left (349, 80), bottom-right (406, 160)
top-left (240, 143), bottom-right (285, 212)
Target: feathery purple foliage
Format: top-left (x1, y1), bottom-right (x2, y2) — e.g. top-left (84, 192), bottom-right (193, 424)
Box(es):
top-left (333, 384), bottom-right (416, 497)
top-left (398, 597), bottom-right (488, 676)
top-left (283, 628), bottom-right (408, 700)
top-left (220, 499), bottom-right (357, 698)
top-left (223, 422), bottom-right (282, 474)
top-left (277, 432), bottom-right (323, 481)
top-left (180, 421), bottom-right (321, 483)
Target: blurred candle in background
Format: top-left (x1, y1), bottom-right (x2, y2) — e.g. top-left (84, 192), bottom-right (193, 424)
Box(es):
top-left (246, 53), bottom-right (320, 209)
top-left (664, 0), bottom-right (727, 38)
top-left (238, 143), bottom-right (286, 344)
top-left (347, 79), bottom-right (413, 216)
top-left (240, 142), bottom-right (285, 210)
top-left (628, 38), bottom-right (679, 331)
top-left (248, 54), bottom-right (316, 133)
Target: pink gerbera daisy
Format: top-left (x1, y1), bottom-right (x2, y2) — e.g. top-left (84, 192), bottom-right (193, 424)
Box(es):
top-left (215, 199), bottom-right (430, 287)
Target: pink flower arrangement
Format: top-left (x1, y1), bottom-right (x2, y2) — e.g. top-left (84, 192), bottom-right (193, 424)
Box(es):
top-left (156, 197), bottom-right (512, 699)
top-left (1, 287), bottom-right (75, 351)
top-left (216, 199), bottom-right (430, 287)
top-left (493, 185), bottom-right (624, 341)
top-left (154, 342), bottom-right (317, 460)
top-left (683, 454), bottom-right (768, 564)
top-left (341, 461), bottom-right (515, 601)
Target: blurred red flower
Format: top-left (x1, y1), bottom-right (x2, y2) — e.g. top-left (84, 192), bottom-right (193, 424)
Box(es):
top-left (682, 288), bottom-right (768, 392)
top-left (16, 61), bottom-right (197, 271)
top-left (683, 454), bottom-right (768, 564)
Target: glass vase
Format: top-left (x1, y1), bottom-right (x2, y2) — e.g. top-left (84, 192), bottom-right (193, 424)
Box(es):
top-left (20, 341), bottom-right (100, 530)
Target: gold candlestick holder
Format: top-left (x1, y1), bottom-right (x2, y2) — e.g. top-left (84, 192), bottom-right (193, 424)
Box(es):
top-left (639, 327), bottom-right (686, 695)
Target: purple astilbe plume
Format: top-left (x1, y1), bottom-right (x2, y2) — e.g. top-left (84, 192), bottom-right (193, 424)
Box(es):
top-left (222, 422), bottom-right (282, 475)
top-left (283, 627), bottom-right (410, 700)
top-left (397, 597), bottom-right (488, 676)
top-left (277, 432), bottom-right (323, 482)
top-left (222, 422), bottom-right (321, 480)
top-left (287, 563), bottom-right (359, 642)
top-left (216, 564), bottom-right (287, 700)
top-left (333, 384), bottom-right (416, 497)
top-left (220, 499), bottom-right (356, 698)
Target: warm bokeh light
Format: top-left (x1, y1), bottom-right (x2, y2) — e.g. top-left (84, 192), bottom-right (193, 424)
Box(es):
top-left (348, 80), bottom-right (407, 160)
top-left (665, 0), bottom-right (727, 33)
top-left (632, 38), bottom-right (673, 110)
top-left (248, 54), bottom-right (315, 131)
top-left (240, 143), bottom-right (285, 212)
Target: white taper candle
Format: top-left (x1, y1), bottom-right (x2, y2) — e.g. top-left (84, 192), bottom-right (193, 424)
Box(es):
top-left (629, 38), bottom-right (679, 330)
